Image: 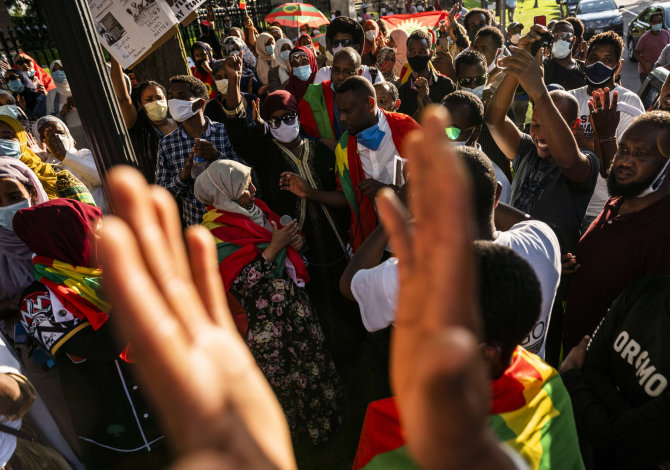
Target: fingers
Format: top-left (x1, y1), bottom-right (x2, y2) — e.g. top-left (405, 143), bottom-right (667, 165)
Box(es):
top-left (377, 188), bottom-right (412, 269)
top-left (578, 335), bottom-right (590, 350)
top-left (270, 221), bottom-right (278, 232)
top-left (185, 226), bottom-right (234, 329)
top-left (610, 90), bottom-right (618, 110)
top-left (603, 87), bottom-right (610, 110)
top-left (151, 186), bottom-right (192, 280)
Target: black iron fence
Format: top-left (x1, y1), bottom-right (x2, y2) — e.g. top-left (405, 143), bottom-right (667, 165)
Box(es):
top-left (0, 20), bottom-right (60, 69)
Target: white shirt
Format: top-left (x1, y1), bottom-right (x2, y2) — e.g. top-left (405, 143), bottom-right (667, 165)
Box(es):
top-left (62, 149), bottom-right (109, 214)
top-left (569, 85), bottom-right (644, 218)
top-left (357, 111), bottom-right (400, 184)
top-left (314, 64), bottom-right (385, 85)
top-left (492, 161), bottom-right (511, 204)
top-left (350, 220), bottom-right (560, 360)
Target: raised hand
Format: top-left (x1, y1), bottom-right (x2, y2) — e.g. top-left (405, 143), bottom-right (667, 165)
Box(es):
top-left (43, 127), bottom-right (67, 161)
top-left (588, 87), bottom-right (619, 140)
top-left (268, 219), bottom-right (299, 254)
top-left (279, 172), bottom-right (311, 198)
top-left (251, 98), bottom-right (264, 126)
top-left (376, 106), bottom-right (515, 470)
top-left (98, 167), bottom-right (296, 470)
top-left (500, 46), bottom-right (546, 100)
top-left (224, 55), bottom-right (243, 83)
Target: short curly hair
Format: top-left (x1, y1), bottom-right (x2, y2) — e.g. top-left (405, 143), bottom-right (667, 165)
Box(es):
top-left (463, 8), bottom-right (492, 30)
top-left (326, 17), bottom-right (364, 51)
top-left (564, 17), bottom-right (584, 41)
top-left (475, 26), bottom-right (504, 49)
top-left (169, 75), bottom-right (208, 101)
top-left (454, 50), bottom-right (487, 77)
top-left (441, 90), bottom-right (485, 127)
top-left (406, 28), bottom-right (432, 48)
top-left (587, 30), bottom-right (624, 62)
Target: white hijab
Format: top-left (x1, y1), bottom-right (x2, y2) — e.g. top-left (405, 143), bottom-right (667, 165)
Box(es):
top-left (49, 60), bottom-right (71, 98)
top-left (255, 33), bottom-right (276, 85)
top-left (194, 160), bottom-right (267, 227)
top-left (274, 38), bottom-right (293, 84)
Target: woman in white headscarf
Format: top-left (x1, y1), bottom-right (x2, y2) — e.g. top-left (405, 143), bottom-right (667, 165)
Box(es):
top-left (255, 32), bottom-right (276, 86)
top-left (194, 159), bottom-right (342, 447)
top-left (266, 38), bottom-right (293, 93)
top-left (44, 60), bottom-right (88, 149)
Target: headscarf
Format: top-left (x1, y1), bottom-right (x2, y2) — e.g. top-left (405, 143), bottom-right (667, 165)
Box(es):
top-left (48, 60), bottom-right (71, 98)
top-left (297, 33), bottom-right (317, 57)
top-left (194, 160), bottom-right (266, 227)
top-left (389, 28), bottom-right (409, 77)
top-left (33, 115), bottom-right (70, 146)
top-left (255, 33), bottom-right (276, 85)
top-left (0, 157), bottom-right (48, 298)
top-left (284, 46), bottom-right (318, 102)
top-left (0, 115), bottom-right (59, 199)
top-left (274, 38), bottom-right (293, 84)
top-left (363, 20), bottom-right (380, 57)
top-left (13, 199), bottom-right (110, 331)
top-left (222, 36), bottom-right (257, 79)
top-left (269, 26), bottom-right (284, 39)
top-left (12, 52), bottom-right (55, 92)
top-left (191, 41), bottom-right (215, 75)
top-left (376, 47), bottom-right (397, 82)
top-left (262, 90), bottom-right (299, 120)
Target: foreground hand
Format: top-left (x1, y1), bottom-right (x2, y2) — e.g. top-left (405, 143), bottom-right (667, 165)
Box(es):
top-left (559, 336), bottom-right (590, 373)
top-left (561, 252), bottom-right (581, 275)
top-left (43, 127), bottom-right (67, 161)
top-left (194, 139), bottom-right (219, 162)
top-left (290, 234), bottom-right (305, 251)
top-left (413, 76), bottom-right (430, 102)
top-left (224, 55), bottom-right (243, 83)
top-left (179, 148), bottom-right (196, 181)
top-left (99, 167), bottom-right (296, 469)
top-left (500, 46), bottom-right (546, 99)
top-left (517, 24), bottom-right (548, 53)
top-left (376, 106), bottom-right (512, 470)
top-left (269, 219), bottom-right (299, 252)
top-left (358, 178), bottom-right (389, 198)
top-left (588, 87), bottom-right (619, 139)
top-left (279, 172), bottom-right (312, 198)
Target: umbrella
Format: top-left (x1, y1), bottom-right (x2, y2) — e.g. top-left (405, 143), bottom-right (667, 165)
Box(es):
top-left (264, 3), bottom-right (330, 29)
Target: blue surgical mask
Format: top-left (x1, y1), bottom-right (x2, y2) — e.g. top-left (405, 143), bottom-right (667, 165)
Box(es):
top-left (27, 70), bottom-right (35, 79)
top-left (279, 50), bottom-right (290, 61)
top-left (293, 64), bottom-right (312, 81)
top-left (7, 79), bottom-right (24, 94)
top-left (0, 139), bottom-right (21, 159)
top-left (0, 199), bottom-right (29, 232)
top-left (0, 105), bottom-right (19, 120)
top-left (651, 23), bottom-right (663, 32)
top-left (585, 61), bottom-right (615, 86)
top-left (52, 70), bottom-right (67, 84)
top-left (265, 45), bottom-right (275, 56)
top-left (356, 119), bottom-right (386, 150)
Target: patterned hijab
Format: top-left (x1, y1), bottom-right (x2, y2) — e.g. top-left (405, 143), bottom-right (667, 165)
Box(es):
top-left (376, 47), bottom-right (397, 82)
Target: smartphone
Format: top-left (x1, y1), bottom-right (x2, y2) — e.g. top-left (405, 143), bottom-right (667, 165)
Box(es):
top-left (534, 15), bottom-right (546, 26)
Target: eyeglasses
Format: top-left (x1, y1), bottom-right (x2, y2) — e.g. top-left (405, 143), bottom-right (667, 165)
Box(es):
top-left (267, 112), bottom-right (298, 129)
top-left (552, 33), bottom-right (573, 41)
top-left (332, 39), bottom-right (353, 48)
top-left (458, 76), bottom-right (487, 88)
top-left (15, 59), bottom-right (30, 66)
top-left (445, 125), bottom-right (476, 140)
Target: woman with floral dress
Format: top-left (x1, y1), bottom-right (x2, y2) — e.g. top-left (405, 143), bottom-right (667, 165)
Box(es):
top-left (194, 159), bottom-right (341, 445)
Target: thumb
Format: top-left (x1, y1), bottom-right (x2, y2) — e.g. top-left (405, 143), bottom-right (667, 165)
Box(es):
top-left (579, 336), bottom-right (590, 349)
top-left (535, 47), bottom-right (544, 63)
top-left (271, 221), bottom-right (278, 231)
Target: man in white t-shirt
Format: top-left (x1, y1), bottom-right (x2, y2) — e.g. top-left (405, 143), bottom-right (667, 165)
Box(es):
top-left (340, 145), bottom-right (561, 359)
top-left (568, 32), bottom-right (645, 229)
top-left (314, 16), bottom-right (385, 85)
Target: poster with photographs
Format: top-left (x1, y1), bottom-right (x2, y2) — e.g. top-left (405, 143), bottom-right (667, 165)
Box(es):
top-left (167, 0), bottom-right (208, 23)
top-left (88, 0), bottom-right (179, 69)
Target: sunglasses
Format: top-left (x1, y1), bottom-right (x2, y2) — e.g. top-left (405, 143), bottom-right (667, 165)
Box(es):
top-left (267, 112), bottom-right (298, 129)
top-left (332, 39), bottom-right (353, 48)
top-left (445, 125), bottom-right (476, 140)
top-left (458, 76), bottom-right (487, 88)
top-left (15, 59), bottom-right (30, 66)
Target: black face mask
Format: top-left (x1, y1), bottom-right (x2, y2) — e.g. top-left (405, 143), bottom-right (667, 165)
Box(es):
top-left (408, 55), bottom-right (430, 72)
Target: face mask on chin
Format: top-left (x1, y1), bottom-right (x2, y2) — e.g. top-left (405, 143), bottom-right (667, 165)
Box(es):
top-left (608, 158), bottom-right (670, 198)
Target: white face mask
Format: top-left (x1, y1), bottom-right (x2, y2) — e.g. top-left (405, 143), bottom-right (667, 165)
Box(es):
top-left (487, 49), bottom-right (501, 72)
top-left (167, 98), bottom-right (201, 123)
top-left (365, 30), bottom-right (378, 41)
top-left (331, 45), bottom-right (344, 56)
top-left (463, 84), bottom-right (486, 98)
top-left (144, 99), bottom-right (168, 122)
top-left (0, 199), bottom-right (30, 232)
top-left (551, 39), bottom-right (572, 59)
top-left (510, 33), bottom-right (521, 45)
top-left (637, 158), bottom-right (670, 198)
top-left (270, 120), bottom-right (300, 143)
top-left (215, 79), bottom-right (229, 94)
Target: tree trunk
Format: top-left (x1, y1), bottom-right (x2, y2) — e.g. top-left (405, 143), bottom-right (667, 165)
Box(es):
top-left (131, 27), bottom-right (190, 89)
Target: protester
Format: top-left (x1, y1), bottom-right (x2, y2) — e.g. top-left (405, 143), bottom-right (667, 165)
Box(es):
top-left (335, 76), bottom-right (419, 251)
top-left (658, 73), bottom-right (670, 110)
top-left (0, 90), bottom-right (32, 133)
top-left (197, 20), bottom-right (221, 60)
top-left (454, 50), bottom-right (488, 99)
top-left (634, 8), bottom-right (670, 84)
top-left (267, 38), bottom-right (292, 92)
top-left (362, 20), bottom-right (381, 66)
top-left (14, 199), bottom-right (169, 469)
top-left (505, 21), bottom-right (523, 49)
top-left (375, 47), bottom-right (398, 83)
top-left (285, 46), bottom-right (318, 102)
top-left (155, 75), bottom-right (244, 227)
top-left (351, 242), bottom-right (580, 470)
top-left (4, 68), bottom-right (43, 118)
top-left (397, 29), bottom-right (455, 118)
top-left (12, 53), bottom-right (54, 93)
top-left (485, 27), bottom-right (599, 253)
top-left (190, 41), bottom-right (217, 99)
top-left (221, 36), bottom-right (260, 95)
top-left (389, 28), bottom-right (409, 78)
top-left (33, 115), bottom-right (107, 212)
top-left (194, 159), bottom-right (343, 447)
top-left (316, 17), bottom-right (384, 85)
top-left (561, 275), bottom-right (670, 470)
top-left (471, 26), bottom-right (505, 87)
top-left (45, 60), bottom-right (87, 149)
top-left (564, 17), bottom-right (587, 60)
top-left (255, 32), bottom-right (276, 87)
top-left (543, 20), bottom-right (586, 91)
top-left (268, 25), bottom-right (284, 42)
top-left (563, 111), bottom-right (670, 351)
top-left (374, 81), bottom-right (401, 112)
top-left (462, 7), bottom-right (493, 42)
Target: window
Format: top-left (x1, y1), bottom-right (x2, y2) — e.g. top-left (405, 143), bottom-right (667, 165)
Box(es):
top-left (577, 0), bottom-right (617, 14)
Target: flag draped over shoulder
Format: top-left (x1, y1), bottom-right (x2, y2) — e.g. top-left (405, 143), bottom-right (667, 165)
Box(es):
top-left (299, 81), bottom-right (336, 140)
top-left (353, 347), bottom-right (584, 470)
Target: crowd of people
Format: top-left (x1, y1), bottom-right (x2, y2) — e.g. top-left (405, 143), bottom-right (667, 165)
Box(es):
top-left (0, 0), bottom-right (668, 469)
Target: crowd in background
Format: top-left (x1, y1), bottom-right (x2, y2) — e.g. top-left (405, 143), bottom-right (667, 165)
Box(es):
top-left (0, 0), bottom-right (667, 468)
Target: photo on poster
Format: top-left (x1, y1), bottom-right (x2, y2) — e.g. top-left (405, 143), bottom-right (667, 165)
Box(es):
top-left (96, 12), bottom-right (125, 46)
top-left (123, 0), bottom-right (163, 26)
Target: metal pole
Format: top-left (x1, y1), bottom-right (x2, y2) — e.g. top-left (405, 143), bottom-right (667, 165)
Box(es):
top-left (36, 0), bottom-right (140, 181)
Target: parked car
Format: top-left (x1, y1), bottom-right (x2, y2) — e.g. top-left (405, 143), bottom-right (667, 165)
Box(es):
top-left (560, 0), bottom-right (580, 18)
top-left (626, 2), bottom-right (670, 62)
top-left (576, 0), bottom-right (624, 39)
top-left (638, 66), bottom-right (669, 109)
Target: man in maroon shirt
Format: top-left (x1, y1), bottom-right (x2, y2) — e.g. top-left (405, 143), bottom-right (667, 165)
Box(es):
top-left (563, 111), bottom-right (670, 350)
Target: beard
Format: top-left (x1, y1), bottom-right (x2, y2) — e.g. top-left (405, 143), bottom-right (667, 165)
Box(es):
top-left (607, 170), bottom-right (658, 198)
